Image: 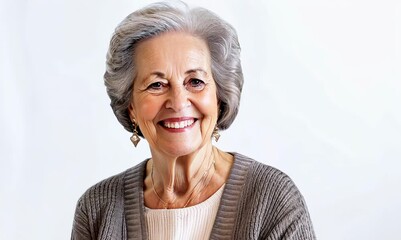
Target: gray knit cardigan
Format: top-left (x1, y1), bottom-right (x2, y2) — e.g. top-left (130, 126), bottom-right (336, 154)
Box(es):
top-left (71, 153), bottom-right (316, 239)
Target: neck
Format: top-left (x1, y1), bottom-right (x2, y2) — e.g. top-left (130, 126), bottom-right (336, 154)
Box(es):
top-left (150, 143), bottom-right (215, 201)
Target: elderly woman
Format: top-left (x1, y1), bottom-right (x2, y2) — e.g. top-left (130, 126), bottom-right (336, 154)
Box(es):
top-left (71, 2), bottom-right (315, 239)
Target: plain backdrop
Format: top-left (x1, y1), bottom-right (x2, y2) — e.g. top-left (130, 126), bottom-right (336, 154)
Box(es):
top-left (1, 0), bottom-right (400, 239)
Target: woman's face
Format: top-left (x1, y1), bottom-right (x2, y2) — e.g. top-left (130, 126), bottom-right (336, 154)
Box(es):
top-left (129, 31), bottom-right (219, 157)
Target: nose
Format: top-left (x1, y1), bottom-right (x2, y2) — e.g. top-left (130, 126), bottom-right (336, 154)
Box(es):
top-left (165, 85), bottom-right (191, 112)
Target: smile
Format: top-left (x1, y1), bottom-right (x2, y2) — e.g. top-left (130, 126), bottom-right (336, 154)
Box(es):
top-left (160, 118), bottom-right (197, 129)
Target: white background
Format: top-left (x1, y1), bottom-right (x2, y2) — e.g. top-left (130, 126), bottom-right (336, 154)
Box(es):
top-left (1, 0), bottom-right (400, 239)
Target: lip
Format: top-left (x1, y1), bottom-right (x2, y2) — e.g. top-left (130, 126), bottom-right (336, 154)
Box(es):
top-left (158, 117), bottom-right (197, 132)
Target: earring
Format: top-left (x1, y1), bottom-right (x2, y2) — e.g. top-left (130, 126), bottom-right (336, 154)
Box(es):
top-left (130, 119), bottom-right (140, 147)
top-left (212, 126), bottom-right (220, 142)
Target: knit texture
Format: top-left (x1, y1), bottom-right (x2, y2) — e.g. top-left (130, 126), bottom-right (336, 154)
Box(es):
top-left (71, 153), bottom-right (316, 239)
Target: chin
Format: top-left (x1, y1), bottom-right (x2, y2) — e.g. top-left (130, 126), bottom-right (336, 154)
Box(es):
top-left (163, 146), bottom-right (198, 158)
top-left (159, 140), bottom-right (208, 158)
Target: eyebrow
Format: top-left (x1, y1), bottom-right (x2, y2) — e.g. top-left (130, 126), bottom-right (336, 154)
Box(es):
top-left (147, 68), bottom-right (208, 79)
top-left (185, 68), bottom-right (208, 76)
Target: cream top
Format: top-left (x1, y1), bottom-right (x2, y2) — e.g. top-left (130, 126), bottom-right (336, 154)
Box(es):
top-left (144, 185), bottom-right (225, 240)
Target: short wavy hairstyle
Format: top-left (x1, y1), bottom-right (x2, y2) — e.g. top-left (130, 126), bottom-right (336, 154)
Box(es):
top-left (104, 1), bottom-right (243, 136)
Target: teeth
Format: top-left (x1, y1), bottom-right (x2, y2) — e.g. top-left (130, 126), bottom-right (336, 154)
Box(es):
top-left (164, 119), bottom-right (194, 129)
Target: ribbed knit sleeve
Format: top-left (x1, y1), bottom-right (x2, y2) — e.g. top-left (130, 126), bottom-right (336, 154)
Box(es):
top-left (71, 173), bottom-right (127, 240)
top-left (71, 198), bottom-right (91, 239)
top-left (231, 157), bottom-right (315, 239)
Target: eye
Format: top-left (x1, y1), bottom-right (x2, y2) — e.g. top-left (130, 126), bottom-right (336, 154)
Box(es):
top-left (146, 81), bottom-right (168, 93)
top-left (186, 78), bottom-right (206, 92)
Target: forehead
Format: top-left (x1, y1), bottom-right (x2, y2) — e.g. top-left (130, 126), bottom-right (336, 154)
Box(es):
top-left (134, 31), bottom-right (211, 73)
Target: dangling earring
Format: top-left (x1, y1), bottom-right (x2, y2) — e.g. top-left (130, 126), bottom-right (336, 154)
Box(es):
top-left (212, 126), bottom-right (220, 142)
top-left (130, 119), bottom-right (140, 147)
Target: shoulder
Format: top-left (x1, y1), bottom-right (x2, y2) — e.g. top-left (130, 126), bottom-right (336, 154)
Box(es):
top-left (76, 170), bottom-right (125, 209)
top-left (232, 152), bottom-right (296, 192)
top-left (75, 160), bottom-right (147, 210)
top-left (71, 161), bottom-right (148, 238)
top-left (232, 153), bottom-right (316, 239)
top-left (233, 152), bottom-right (306, 208)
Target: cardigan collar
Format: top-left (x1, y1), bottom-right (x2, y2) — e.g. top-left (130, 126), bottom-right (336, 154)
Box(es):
top-left (123, 153), bottom-right (253, 240)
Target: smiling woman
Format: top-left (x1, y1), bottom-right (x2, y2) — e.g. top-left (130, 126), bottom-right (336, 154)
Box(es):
top-left (71, 1), bottom-right (315, 239)
top-left (129, 32), bottom-right (219, 158)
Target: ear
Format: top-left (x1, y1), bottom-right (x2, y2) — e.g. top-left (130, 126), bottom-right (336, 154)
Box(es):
top-left (128, 102), bottom-right (137, 121)
top-left (217, 101), bottom-right (221, 117)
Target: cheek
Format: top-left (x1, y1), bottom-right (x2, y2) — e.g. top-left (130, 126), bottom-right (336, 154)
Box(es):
top-left (134, 96), bottom-right (162, 121)
top-left (198, 90), bottom-right (219, 117)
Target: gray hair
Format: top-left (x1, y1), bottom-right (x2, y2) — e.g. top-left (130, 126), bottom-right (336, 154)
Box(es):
top-left (104, 1), bottom-right (243, 135)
